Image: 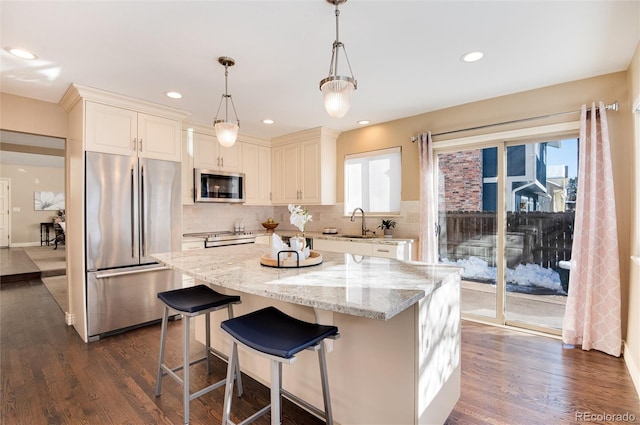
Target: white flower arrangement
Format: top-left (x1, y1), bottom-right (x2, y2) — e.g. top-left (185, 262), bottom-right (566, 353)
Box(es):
top-left (288, 204), bottom-right (312, 234)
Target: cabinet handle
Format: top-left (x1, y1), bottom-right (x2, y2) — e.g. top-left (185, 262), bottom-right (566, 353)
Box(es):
top-left (221, 157), bottom-right (224, 167)
top-left (132, 138), bottom-right (137, 151)
top-left (139, 138), bottom-right (143, 151)
top-left (376, 249), bottom-right (390, 253)
top-left (217, 157), bottom-right (221, 167)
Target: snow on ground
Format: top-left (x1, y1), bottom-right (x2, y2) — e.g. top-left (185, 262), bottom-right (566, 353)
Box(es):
top-left (440, 256), bottom-right (564, 293)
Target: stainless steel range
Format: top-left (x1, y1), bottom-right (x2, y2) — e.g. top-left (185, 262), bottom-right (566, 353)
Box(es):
top-left (184, 231), bottom-right (256, 248)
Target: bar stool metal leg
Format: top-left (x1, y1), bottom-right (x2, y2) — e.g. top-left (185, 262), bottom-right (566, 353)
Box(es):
top-left (221, 341), bottom-right (238, 425)
top-left (155, 306), bottom-right (170, 397)
top-left (227, 304), bottom-right (243, 397)
top-left (318, 341), bottom-right (333, 425)
top-left (183, 312), bottom-right (191, 425)
top-left (155, 285), bottom-right (243, 425)
top-left (270, 360), bottom-right (283, 425)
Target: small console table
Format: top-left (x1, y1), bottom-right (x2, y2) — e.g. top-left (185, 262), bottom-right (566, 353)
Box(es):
top-left (40, 222), bottom-right (54, 246)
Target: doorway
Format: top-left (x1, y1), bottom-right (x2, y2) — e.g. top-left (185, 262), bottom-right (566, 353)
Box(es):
top-left (436, 137), bottom-right (578, 334)
top-left (0, 130), bottom-right (65, 247)
top-left (0, 178), bottom-right (9, 248)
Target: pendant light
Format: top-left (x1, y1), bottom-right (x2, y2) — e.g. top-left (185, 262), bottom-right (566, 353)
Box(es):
top-left (319, 0), bottom-right (357, 119)
top-left (213, 56), bottom-right (240, 147)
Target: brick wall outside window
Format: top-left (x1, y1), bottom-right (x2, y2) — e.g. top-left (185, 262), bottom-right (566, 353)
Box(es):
top-left (438, 149), bottom-right (483, 211)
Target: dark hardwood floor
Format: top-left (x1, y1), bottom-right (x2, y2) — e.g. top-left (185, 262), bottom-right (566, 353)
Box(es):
top-left (1, 279), bottom-right (638, 425)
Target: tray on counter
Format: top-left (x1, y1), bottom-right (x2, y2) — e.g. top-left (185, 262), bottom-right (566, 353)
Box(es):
top-left (260, 250), bottom-right (323, 268)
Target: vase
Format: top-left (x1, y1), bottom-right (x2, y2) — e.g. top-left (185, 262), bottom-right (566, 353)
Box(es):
top-left (384, 229), bottom-right (393, 238)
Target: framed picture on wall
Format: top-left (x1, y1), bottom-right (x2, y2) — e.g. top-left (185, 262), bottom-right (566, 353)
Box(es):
top-left (34, 191), bottom-right (65, 211)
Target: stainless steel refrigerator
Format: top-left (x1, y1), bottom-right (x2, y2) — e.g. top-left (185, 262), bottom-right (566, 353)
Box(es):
top-left (85, 151), bottom-right (181, 340)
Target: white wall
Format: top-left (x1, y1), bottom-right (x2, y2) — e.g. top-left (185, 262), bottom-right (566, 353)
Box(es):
top-left (0, 160), bottom-right (64, 245)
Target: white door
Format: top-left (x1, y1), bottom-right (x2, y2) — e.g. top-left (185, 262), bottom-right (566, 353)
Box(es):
top-left (0, 178), bottom-right (10, 248)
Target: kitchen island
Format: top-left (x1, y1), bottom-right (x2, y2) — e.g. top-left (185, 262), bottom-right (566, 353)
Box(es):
top-left (152, 244), bottom-right (461, 425)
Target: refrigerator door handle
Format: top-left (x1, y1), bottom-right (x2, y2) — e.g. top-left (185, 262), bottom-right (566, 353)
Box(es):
top-left (95, 265), bottom-right (169, 279)
top-left (130, 167), bottom-right (136, 258)
top-left (140, 165), bottom-right (146, 257)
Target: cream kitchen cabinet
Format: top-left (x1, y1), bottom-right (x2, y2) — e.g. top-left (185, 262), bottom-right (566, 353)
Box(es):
top-left (58, 83), bottom-right (189, 343)
top-left (182, 129), bottom-right (195, 204)
top-left (182, 238), bottom-right (204, 251)
top-left (85, 101), bottom-right (182, 162)
top-left (193, 132), bottom-right (242, 172)
top-left (313, 238), bottom-right (414, 261)
top-left (242, 142), bottom-right (271, 205)
top-left (271, 126), bottom-right (339, 205)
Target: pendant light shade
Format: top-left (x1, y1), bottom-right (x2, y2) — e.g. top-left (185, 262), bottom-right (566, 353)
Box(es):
top-left (215, 122), bottom-right (239, 148)
top-left (213, 56), bottom-right (240, 147)
top-left (321, 76), bottom-right (356, 119)
top-left (320, 0), bottom-right (357, 119)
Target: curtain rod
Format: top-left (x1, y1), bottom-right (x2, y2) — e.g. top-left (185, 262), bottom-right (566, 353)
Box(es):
top-left (411, 101), bottom-right (619, 142)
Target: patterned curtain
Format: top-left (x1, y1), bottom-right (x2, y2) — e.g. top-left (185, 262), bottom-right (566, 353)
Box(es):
top-left (562, 102), bottom-right (622, 357)
top-left (417, 132), bottom-right (438, 263)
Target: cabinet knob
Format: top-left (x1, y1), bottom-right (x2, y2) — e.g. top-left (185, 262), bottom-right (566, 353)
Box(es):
top-left (132, 138), bottom-right (137, 151)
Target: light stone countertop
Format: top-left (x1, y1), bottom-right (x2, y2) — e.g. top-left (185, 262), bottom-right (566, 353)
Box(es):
top-left (152, 244), bottom-right (460, 321)
top-left (272, 230), bottom-right (415, 245)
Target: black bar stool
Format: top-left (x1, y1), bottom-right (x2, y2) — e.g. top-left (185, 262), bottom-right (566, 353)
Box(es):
top-left (220, 306), bottom-right (339, 425)
top-left (156, 285), bottom-right (243, 425)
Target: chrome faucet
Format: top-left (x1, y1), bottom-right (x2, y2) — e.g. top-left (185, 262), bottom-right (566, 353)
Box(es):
top-left (350, 208), bottom-right (368, 236)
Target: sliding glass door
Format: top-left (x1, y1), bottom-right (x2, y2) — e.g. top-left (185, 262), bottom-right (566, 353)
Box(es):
top-left (437, 147), bottom-right (500, 321)
top-left (436, 138), bottom-right (577, 333)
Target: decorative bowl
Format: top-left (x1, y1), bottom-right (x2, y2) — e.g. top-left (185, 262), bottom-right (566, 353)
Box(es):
top-left (261, 222), bottom-right (279, 232)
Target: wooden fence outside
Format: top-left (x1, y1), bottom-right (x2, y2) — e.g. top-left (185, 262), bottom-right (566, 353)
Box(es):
top-left (438, 211), bottom-right (575, 270)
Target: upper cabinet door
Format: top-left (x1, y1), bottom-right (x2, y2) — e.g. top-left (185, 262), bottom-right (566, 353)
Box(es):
top-left (85, 102), bottom-right (182, 162)
top-left (282, 143), bottom-right (301, 204)
top-left (193, 133), bottom-right (218, 169)
top-left (217, 142), bottom-right (242, 172)
top-left (193, 132), bottom-right (242, 172)
top-left (137, 113), bottom-right (182, 162)
top-left (85, 102), bottom-right (137, 156)
top-left (299, 139), bottom-right (321, 203)
top-left (243, 143), bottom-right (271, 205)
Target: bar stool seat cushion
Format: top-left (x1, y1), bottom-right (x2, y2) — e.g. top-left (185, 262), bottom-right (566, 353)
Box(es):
top-left (221, 306), bottom-right (338, 359)
top-left (158, 285), bottom-right (240, 313)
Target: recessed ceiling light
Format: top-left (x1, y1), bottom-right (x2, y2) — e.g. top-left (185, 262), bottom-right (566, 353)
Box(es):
top-left (5, 47), bottom-right (38, 60)
top-left (261, 119), bottom-right (274, 125)
top-left (462, 51), bottom-right (484, 63)
top-left (165, 91), bottom-right (182, 99)
top-left (357, 120), bottom-right (370, 125)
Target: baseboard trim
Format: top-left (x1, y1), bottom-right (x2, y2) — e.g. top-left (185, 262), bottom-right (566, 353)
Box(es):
top-left (10, 242), bottom-right (42, 248)
top-left (623, 341), bottom-right (640, 398)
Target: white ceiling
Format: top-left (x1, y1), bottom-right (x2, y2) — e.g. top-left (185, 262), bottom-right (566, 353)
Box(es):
top-left (1, 1), bottom-right (639, 141)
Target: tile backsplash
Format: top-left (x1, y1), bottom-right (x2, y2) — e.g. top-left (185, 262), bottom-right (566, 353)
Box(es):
top-left (183, 201), bottom-right (420, 239)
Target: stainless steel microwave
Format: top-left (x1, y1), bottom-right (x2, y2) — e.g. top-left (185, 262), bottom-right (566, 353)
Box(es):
top-left (194, 169), bottom-right (246, 203)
